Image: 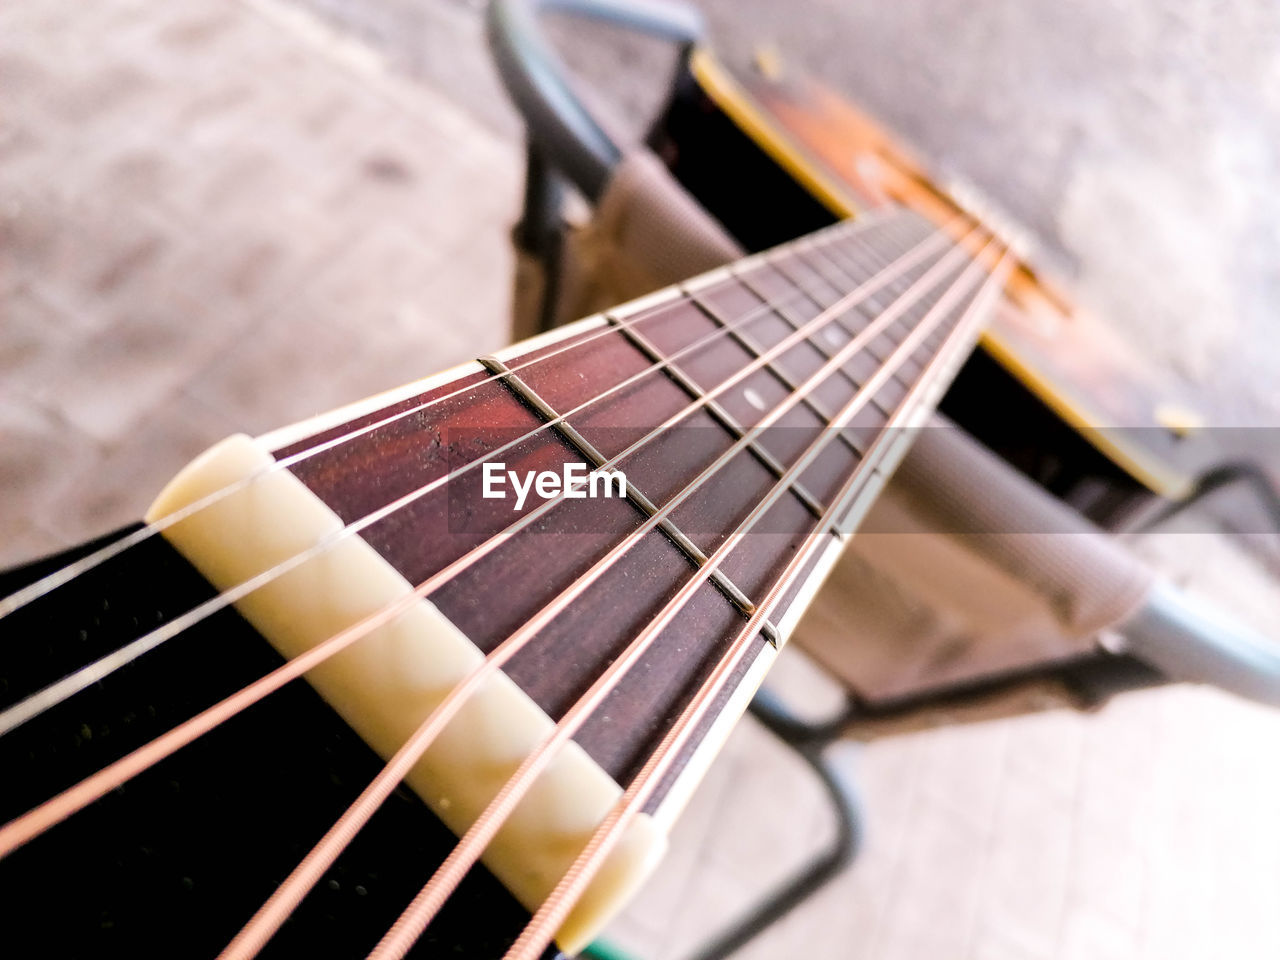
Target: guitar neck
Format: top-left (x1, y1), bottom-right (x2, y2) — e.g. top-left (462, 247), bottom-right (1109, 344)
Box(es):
top-left (0, 207), bottom-right (1005, 959)
top-left (259, 208), bottom-right (1000, 814)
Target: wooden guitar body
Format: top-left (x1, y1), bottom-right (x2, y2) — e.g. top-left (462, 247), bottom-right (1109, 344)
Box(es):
top-left (648, 49), bottom-right (1203, 525)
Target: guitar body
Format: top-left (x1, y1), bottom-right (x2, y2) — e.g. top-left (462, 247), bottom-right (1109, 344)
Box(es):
top-left (647, 49), bottom-right (1202, 524)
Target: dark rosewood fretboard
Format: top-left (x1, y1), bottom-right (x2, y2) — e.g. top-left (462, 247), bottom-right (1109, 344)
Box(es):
top-left (275, 209), bottom-right (987, 800)
top-left (0, 208), bottom-right (1000, 959)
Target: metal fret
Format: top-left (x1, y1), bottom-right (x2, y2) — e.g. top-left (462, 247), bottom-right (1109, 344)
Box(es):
top-left (802, 240), bottom-right (933, 382)
top-left (749, 251), bottom-right (899, 423)
top-left (681, 284), bottom-right (870, 465)
top-left (828, 259), bottom-right (996, 535)
top-left (605, 312), bottom-right (829, 521)
top-left (768, 244), bottom-right (873, 333)
top-left (798, 241), bottom-right (893, 320)
top-left (808, 235), bottom-right (915, 323)
top-left (810, 228), bottom-right (945, 340)
top-left (477, 355), bottom-right (781, 645)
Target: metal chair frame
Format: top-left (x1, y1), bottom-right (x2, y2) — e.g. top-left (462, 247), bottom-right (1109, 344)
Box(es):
top-left (490, 3), bottom-right (868, 955)
top-left (486, 2), bottom-right (1280, 956)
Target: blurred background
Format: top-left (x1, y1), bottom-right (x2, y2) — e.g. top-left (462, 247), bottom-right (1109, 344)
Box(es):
top-left (292, 0), bottom-right (1280, 422)
top-left (3, 1), bottom-right (1279, 957)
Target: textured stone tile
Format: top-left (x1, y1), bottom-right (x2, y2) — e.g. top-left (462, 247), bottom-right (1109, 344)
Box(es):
top-left (967, 921), bottom-right (1051, 960)
top-left (3, 0), bottom-right (521, 556)
top-left (608, 733), bottom-right (745, 958)
top-left (1002, 706), bottom-right (1086, 803)
top-left (9, 189), bottom-right (183, 330)
top-left (0, 401), bottom-right (98, 562)
top-left (186, 298), bottom-right (369, 436)
top-left (305, 222), bottom-right (450, 325)
top-left (970, 774), bottom-right (1073, 960)
top-left (912, 719), bottom-right (1011, 833)
top-left (696, 723), bottom-right (836, 879)
top-left (1058, 905), bottom-right (1140, 960)
top-left (38, 393), bottom-right (239, 547)
top-left (1065, 816), bottom-right (1146, 930)
top-left (0, 285), bottom-right (78, 403)
top-left (0, 517), bottom-right (70, 571)
top-left (162, 204), bottom-right (334, 319)
top-left (872, 795), bottom-right (987, 960)
top-left (29, 296), bottom-right (235, 445)
top-left (739, 873), bottom-right (884, 960)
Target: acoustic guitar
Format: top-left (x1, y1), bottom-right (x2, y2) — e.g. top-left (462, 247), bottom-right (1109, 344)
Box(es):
top-left (648, 47), bottom-right (1207, 527)
top-left (0, 209), bottom-right (1010, 957)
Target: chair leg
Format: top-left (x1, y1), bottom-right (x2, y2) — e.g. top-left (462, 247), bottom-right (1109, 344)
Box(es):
top-left (513, 141), bottom-right (567, 336)
top-left (678, 689), bottom-right (864, 960)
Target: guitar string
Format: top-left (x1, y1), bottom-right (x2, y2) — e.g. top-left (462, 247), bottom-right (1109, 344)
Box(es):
top-left (363, 242), bottom-right (1006, 960)
top-left (0, 220), bottom-right (970, 865)
top-left (0, 221), bottom-right (962, 855)
top-left (0, 213), bottom-right (908, 620)
top-left (0, 217), bottom-right (942, 740)
top-left (0, 209), bottom-right (908, 622)
top-left (214, 231), bottom-right (989, 960)
top-left (505, 251), bottom-right (1015, 960)
top-left (0, 217), bottom-right (953, 738)
top-left (0, 222), bottom-right (975, 861)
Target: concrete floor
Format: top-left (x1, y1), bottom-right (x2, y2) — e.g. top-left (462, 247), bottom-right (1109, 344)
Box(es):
top-left (3, 1), bottom-right (1280, 959)
top-left (1, 0), bottom-right (520, 565)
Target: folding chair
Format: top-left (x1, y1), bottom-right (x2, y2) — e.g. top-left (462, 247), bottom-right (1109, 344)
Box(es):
top-left (488, 2), bottom-right (1280, 955)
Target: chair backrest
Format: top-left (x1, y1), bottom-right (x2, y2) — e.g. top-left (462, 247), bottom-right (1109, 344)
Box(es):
top-left (527, 149), bottom-right (743, 333)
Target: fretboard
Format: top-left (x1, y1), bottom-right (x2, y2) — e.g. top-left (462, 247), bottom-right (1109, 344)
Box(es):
top-left (0, 206), bottom-right (1006, 960)
top-left (272, 207), bottom-right (1001, 801)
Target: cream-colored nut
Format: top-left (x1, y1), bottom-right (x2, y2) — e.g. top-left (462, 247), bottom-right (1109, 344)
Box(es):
top-left (146, 434), bottom-right (666, 954)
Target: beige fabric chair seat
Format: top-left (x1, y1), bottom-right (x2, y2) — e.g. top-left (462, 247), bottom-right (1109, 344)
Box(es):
top-left (512, 149), bottom-right (1153, 724)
